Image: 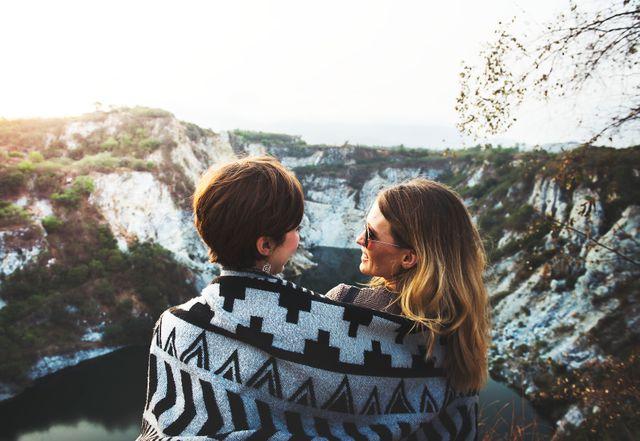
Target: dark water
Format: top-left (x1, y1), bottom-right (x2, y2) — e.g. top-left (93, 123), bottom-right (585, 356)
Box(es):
top-left (0, 247), bottom-right (554, 440)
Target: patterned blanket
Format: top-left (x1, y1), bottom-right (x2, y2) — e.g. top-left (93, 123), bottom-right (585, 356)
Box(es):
top-left (136, 270), bottom-right (478, 440)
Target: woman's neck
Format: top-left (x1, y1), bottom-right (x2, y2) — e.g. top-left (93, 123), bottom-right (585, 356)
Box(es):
top-left (382, 278), bottom-right (401, 294)
top-left (221, 264), bottom-right (273, 277)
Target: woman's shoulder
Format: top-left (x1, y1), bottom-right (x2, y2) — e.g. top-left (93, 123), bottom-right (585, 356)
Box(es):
top-left (324, 283), bottom-right (354, 301)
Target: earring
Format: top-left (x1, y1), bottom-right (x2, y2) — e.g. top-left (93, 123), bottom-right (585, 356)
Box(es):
top-left (262, 263), bottom-right (272, 274)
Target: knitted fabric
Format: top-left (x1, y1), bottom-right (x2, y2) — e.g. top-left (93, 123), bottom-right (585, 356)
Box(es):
top-left (136, 270), bottom-right (478, 440)
top-left (325, 284), bottom-right (402, 316)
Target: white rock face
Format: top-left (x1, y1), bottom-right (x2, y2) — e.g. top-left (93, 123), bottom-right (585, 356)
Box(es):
top-left (30, 199), bottom-right (54, 221)
top-left (27, 346), bottom-right (122, 380)
top-left (357, 167), bottom-right (439, 211)
top-left (303, 201), bottom-right (363, 249)
top-left (574, 205), bottom-right (640, 300)
top-left (0, 228), bottom-right (46, 279)
top-left (61, 121), bottom-right (101, 149)
top-left (246, 143), bottom-right (268, 156)
top-left (560, 187), bottom-right (604, 245)
top-left (466, 165), bottom-right (484, 187)
top-left (491, 203), bottom-right (640, 390)
top-left (89, 171), bottom-right (216, 289)
top-left (148, 120), bottom-right (236, 185)
top-left (81, 329), bottom-right (103, 342)
top-left (555, 405), bottom-right (586, 437)
top-left (485, 251), bottom-right (523, 294)
top-left (286, 249), bottom-right (317, 276)
top-left (528, 177), bottom-right (567, 221)
top-left (496, 230), bottom-right (524, 249)
top-left (0, 199), bottom-right (54, 287)
top-left (300, 167), bottom-right (444, 249)
top-left (280, 151), bottom-right (324, 169)
top-left (300, 176), bottom-right (362, 248)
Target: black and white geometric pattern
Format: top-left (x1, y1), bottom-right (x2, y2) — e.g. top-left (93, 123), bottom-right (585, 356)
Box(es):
top-left (136, 271), bottom-right (479, 440)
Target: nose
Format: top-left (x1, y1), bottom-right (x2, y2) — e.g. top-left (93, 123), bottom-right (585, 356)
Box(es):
top-left (355, 229), bottom-right (366, 247)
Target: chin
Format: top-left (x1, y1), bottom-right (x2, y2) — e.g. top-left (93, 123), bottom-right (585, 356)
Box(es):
top-left (359, 262), bottom-right (372, 276)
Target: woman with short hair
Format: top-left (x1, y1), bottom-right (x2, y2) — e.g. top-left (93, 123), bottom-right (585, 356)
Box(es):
top-left (192, 155), bottom-right (304, 274)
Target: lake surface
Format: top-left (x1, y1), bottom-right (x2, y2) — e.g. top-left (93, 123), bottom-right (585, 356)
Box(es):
top-left (0, 247), bottom-right (554, 440)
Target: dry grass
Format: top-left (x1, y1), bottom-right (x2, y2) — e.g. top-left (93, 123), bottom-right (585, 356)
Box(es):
top-left (479, 394), bottom-right (554, 441)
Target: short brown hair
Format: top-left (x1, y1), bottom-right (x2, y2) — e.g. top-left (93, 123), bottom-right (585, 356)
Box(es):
top-left (193, 156), bottom-right (304, 268)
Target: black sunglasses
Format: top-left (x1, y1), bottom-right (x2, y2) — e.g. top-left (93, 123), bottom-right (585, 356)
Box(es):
top-left (364, 224), bottom-right (404, 248)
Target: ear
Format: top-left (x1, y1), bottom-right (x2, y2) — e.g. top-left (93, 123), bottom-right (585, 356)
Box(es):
top-left (400, 249), bottom-right (418, 270)
top-left (256, 236), bottom-right (272, 257)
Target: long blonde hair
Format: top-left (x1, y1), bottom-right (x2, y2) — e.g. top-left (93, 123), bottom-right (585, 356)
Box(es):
top-left (371, 178), bottom-right (490, 393)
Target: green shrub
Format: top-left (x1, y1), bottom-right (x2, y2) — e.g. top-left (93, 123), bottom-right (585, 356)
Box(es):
top-left (116, 298), bottom-right (134, 315)
top-left (120, 158), bottom-right (151, 171)
top-left (97, 224), bottom-right (118, 250)
top-left (67, 264), bottom-right (89, 285)
top-left (88, 259), bottom-right (105, 276)
top-left (51, 176), bottom-right (94, 206)
top-left (72, 175), bottom-right (94, 194)
top-left (34, 171), bottom-right (61, 193)
top-left (505, 204), bottom-right (536, 232)
top-left (130, 107), bottom-right (173, 118)
top-left (105, 250), bottom-right (127, 272)
top-left (51, 189), bottom-right (79, 205)
top-left (17, 160), bottom-right (34, 172)
top-left (94, 278), bottom-right (114, 304)
top-left (139, 138), bottom-right (161, 152)
top-left (8, 151), bottom-right (23, 158)
top-left (0, 201), bottom-right (30, 226)
top-left (134, 127), bottom-right (147, 139)
top-left (100, 137), bottom-right (118, 150)
top-left (42, 215), bottom-right (63, 232)
top-left (0, 168), bottom-right (26, 196)
top-left (232, 130), bottom-right (307, 148)
top-left (35, 159), bottom-right (68, 173)
top-left (73, 152), bottom-right (119, 172)
top-left (183, 122), bottom-right (211, 142)
top-left (119, 133), bottom-right (133, 148)
top-left (28, 151), bottom-right (44, 163)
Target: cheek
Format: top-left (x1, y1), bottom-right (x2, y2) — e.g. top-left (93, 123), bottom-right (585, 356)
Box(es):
top-left (368, 250), bottom-right (396, 275)
top-left (288, 232), bottom-right (300, 251)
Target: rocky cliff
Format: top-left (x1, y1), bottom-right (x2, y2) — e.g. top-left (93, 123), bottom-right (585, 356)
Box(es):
top-left (0, 108), bottom-right (638, 437)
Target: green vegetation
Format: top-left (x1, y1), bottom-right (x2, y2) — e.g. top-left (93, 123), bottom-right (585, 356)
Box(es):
top-left (51, 176), bottom-right (94, 207)
top-left (182, 121), bottom-right (214, 143)
top-left (139, 138), bottom-right (161, 151)
top-left (0, 117), bottom-right (68, 150)
top-left (232, 129), bottom-right (307, 149)
top-left (0, 222), bottom-right (196, 384)
top-left (28, 151), bottom-right (44, 163)
top-left (0, 201), bottom-right (30, 227)
top-left (100, 137), bottom-right (118, 151)
top-left (17, 160), bottom-right (34, 172)
top-left (73, 152), bottom-right (120, 172)
top-left (41, 215), bottom-right (63, 232)
top-left (0, 167), bottom-right (26, 197)
top-left (128, 106), bottom-right (173, 118)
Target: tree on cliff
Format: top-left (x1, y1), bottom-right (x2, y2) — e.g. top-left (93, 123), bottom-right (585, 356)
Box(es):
top-left (456, 0), bottom-right (640, 144)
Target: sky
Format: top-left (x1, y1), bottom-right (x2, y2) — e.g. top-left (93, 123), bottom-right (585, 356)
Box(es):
top-left (0, 0), bottom-right (634, 148)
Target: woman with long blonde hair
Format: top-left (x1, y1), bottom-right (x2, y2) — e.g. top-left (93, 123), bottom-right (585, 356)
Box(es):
top-left (327, 177), bottom-right (491, 394)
